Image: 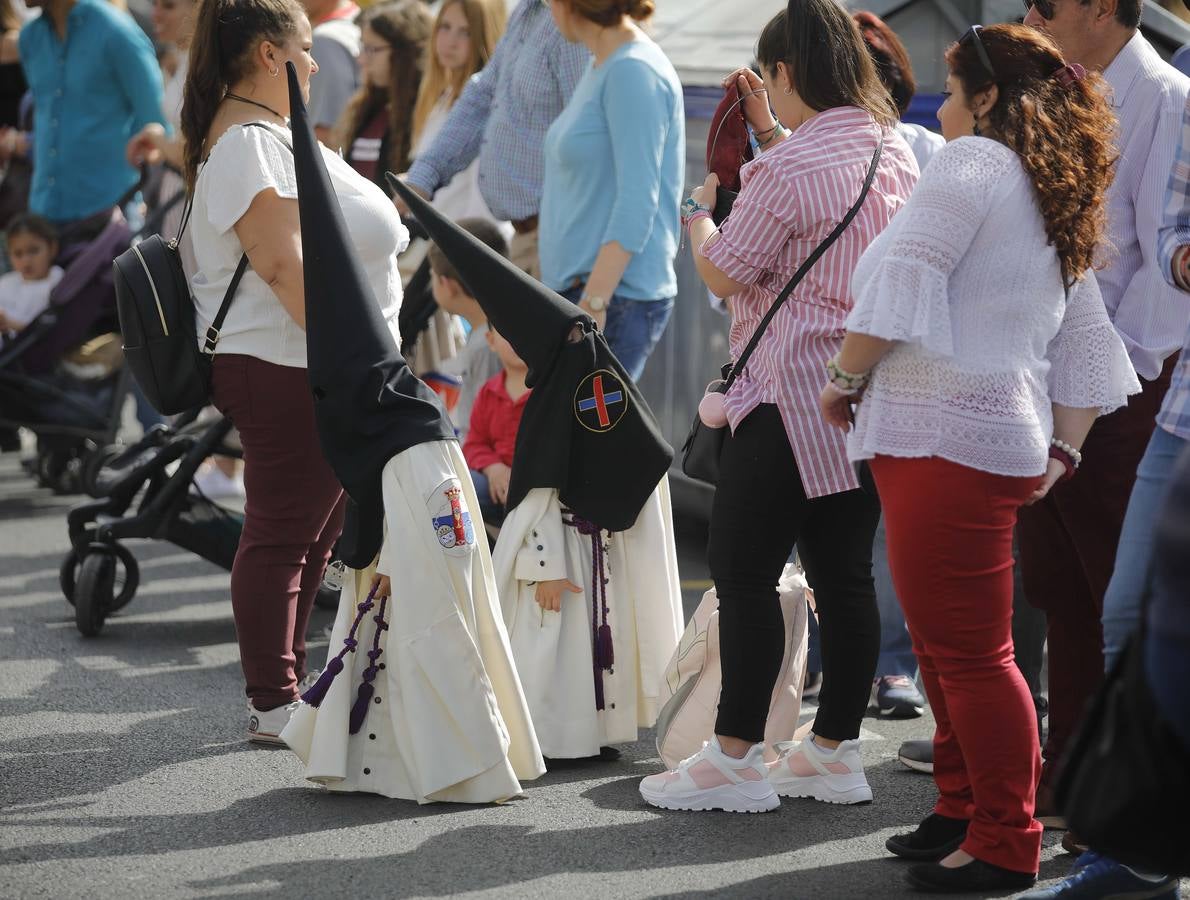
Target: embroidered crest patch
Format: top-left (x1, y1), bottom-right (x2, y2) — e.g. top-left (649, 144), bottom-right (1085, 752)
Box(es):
top-left (574, 370), bottom-right (628, 433)
top-left (431, 484), bottom-right (475, 552)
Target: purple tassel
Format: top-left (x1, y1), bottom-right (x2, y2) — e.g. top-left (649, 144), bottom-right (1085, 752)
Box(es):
top-left (348, 679), bottom-right (375, 734)
top-left (595, 622), bottom-right (614, 669)
top-left (301, 655), bottom-right (344, 708)
top-left (593, 666), bottom-right (605, 711)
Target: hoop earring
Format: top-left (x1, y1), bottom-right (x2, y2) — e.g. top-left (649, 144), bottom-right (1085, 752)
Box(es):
top-left (783, 86), bottom-right (793, 95)
top-left (269, 68), bottom-right (279, 77)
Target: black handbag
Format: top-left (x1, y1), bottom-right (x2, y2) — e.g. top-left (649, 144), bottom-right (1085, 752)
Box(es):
top-left (1055, 630), bottom-right (1190, 875)
top-left (681, 138), bottom-right (885, 486)
top-left (113, 123), bottom-right (291, 416)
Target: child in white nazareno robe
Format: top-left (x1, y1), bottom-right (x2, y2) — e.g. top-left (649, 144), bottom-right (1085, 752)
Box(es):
top-left (277, 64), bottom-right (544, 804)
top-left (283, 440), bottom-right (547, 802)
top-left (493, 479), bottom-right (684, 760)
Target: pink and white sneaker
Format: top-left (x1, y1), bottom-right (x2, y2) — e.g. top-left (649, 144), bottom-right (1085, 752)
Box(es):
top-left (766, 737), bottom-right (872, 805)
top-left (639, 736), bottom-right (780, 813)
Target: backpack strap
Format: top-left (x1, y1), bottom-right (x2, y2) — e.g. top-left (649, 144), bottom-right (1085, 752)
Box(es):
top-left (197, 121), bottom-right (295, 356)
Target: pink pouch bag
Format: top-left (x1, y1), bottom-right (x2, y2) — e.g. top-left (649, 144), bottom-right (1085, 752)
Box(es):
top-left (654, 564), bottom-right (809, 768)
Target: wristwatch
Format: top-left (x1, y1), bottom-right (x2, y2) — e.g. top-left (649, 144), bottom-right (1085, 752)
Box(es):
top-left (583, 294), bottom-right (609, 313)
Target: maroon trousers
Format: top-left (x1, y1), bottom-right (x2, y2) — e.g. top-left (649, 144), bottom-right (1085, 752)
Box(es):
top-left (1016, 356), bottom-right (1174, 788)
top-left (211, 355), bottom-right (344, 710)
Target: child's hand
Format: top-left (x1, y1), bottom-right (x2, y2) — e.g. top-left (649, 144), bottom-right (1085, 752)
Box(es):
top-left (483, 462), bottom-right (511, 505)
top-left (534, 578), bottom-right (582, 613)
top-left (370, 573), bottom-right (391, 599)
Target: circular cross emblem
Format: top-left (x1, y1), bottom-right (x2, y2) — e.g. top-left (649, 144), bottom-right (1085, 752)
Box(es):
top-left (574, 369), bottom-right (628, 433)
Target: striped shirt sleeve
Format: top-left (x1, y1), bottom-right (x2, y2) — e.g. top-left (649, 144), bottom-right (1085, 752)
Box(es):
top-left (702, 157), bottom-right (800, 286)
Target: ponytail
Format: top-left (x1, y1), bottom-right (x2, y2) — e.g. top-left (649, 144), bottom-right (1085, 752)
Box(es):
top-left (181, 0), bottom-right (303, 189)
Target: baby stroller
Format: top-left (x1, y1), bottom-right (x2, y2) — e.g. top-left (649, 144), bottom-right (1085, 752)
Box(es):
top-left (61, 408), bottom-right (340, 636)
top-left (0, 175), bottom-right (174, 494)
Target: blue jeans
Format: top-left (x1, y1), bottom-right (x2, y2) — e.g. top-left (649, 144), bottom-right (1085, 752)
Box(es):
top-left (469, 469), bottom-right (506, 528)
top-left (873, 517), bottom-right (917, 679)
top-left (560, 286), bottom-right (674, 382)
top-left (1102, 426), bottom-right (1187, 670)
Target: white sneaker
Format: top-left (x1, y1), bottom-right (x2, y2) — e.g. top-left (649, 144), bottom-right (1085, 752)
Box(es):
top-left (247, 699), bottom-right (299, 745)
top-left (192, 464), bottom-right (245, 500)
top-left (639, 737), bottom-right (780, 813)
top-left (767, 737), bottom-right (872, 805)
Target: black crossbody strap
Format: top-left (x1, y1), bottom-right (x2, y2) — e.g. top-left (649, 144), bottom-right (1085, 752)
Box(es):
top-left (198, 121), bottom-right (295, 355)
top-left (723, 136), bottom-right (884, 392)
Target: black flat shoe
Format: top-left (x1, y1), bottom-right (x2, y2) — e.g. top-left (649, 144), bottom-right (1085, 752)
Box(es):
top-left (886, 813), bottom-right (969, 861)
top-left (906, 859), bottom-right (1036, 894)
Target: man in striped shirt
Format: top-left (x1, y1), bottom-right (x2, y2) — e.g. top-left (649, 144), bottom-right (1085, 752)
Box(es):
top-left (1018, 0), bottom-right (1190, 854)
top-left (399, 0), bottom-right (588, 278)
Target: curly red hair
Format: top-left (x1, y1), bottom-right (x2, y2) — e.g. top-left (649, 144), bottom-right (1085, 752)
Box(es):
top-left (946, 24), bottom-right (1116, 287)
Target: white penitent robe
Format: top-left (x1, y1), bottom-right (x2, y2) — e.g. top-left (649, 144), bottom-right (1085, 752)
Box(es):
top-left (492, 478), bottom-right (684, 759)
top-left (282, 440), bottom-right (546, 803)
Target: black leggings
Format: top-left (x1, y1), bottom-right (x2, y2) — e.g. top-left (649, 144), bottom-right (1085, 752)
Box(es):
top-left (709, 404), bottom-right (881, 743)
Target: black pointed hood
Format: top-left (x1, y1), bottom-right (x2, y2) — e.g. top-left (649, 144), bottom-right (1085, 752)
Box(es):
top-left (287, 63), bottom-right (455, 568)
top-left (389, 174), bottom-right (673, 532)
top-left (389, 175), bottom-right (585, 389)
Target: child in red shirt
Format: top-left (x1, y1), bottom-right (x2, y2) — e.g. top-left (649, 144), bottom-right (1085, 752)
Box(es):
top-left (463, 326), bottom-right (529, 529)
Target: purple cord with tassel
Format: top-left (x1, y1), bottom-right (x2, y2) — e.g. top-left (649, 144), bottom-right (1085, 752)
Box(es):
top-left (562, 512), bottom-right (613, 711)
top-left (301, 581), bottom-right (379, 708)
top-left (348, 593), bottom-right (389, 734)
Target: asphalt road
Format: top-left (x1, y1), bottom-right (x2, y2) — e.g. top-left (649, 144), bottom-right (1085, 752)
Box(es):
top-left (0, 454), bottom-right (1104, 900)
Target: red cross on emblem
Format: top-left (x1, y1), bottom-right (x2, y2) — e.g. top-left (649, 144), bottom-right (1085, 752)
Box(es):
top-left (576, 373), bottom-right (625, 430)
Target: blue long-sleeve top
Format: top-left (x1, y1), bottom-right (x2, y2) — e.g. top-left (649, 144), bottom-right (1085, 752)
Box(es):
top-left (20, 0), bottom-right (165, 223)
top-left (538, 39), bottom-right (685, 301)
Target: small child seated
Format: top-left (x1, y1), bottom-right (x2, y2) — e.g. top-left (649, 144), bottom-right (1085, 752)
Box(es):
top-left (428, 218), bottom-right (506, 441)
top-left (462, 326), bottom-right (529, 529)
top-left (0, 214), bottom-right (63, 336)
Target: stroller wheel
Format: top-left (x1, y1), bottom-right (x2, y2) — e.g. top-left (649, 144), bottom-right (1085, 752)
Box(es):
top-left (61, 544), bottom-right (140, 613)
top-left (74, 552), bottom-right (115, 636)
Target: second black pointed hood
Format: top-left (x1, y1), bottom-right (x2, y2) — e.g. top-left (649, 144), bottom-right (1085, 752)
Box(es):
top-left (389, 174), bottom-right (673, 532)
top-left (287, 63), bottom-right (455, 568)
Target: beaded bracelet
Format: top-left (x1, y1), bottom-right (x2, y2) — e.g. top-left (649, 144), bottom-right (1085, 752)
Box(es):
top-left (1048, 446), bottom-right (1076, 482)
top-left (825, 356), bottom-right (870, 392)
top-left (1050, 437), bottom-right (1082, 468)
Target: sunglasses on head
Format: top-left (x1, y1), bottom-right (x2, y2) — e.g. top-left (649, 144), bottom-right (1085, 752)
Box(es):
top-left (960, 24), bottom-right (997, 82)
top-left (1023, 0), bottom-right (1056, 19)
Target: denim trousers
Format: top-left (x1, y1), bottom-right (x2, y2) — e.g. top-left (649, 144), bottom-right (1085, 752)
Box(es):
top-left (468, 469), bottom-right (506, 528)
top-left (559, 285), bottom-right (674, 382)
top-left (1102, 426), bottom-right (1188, 669)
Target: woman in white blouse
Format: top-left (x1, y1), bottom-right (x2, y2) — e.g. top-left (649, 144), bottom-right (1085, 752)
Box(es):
top-left (181, 0), bottom-right (409, 744)
top-left (819, 24), bottom-right (1138, 895)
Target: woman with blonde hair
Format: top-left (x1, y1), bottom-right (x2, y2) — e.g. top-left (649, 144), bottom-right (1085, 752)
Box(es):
top-left (408, 0), bottom-right (507, 227)
top-left (820, 24), bottom-right (1138, 892)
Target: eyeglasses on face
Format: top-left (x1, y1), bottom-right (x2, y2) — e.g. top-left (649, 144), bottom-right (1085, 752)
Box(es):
top-left (1022, 0), bottom-right (1057, 19)
top-left (960, 24), bottom-right (997, 82)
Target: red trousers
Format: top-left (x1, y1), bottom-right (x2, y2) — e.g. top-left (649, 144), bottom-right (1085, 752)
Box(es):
top-left (1016, 357), bottom-right (1173, 788)
top-left (872, 455), bottom-right (1043, 875)
top-left (211, 355), bottom-right (345, 710)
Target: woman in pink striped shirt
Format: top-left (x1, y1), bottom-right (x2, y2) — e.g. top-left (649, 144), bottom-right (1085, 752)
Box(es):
top-left (638, 1), bottom-right (918, 814)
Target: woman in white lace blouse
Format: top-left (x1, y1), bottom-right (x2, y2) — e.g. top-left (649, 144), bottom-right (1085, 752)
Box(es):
top-left (818, 24), bottom-right (1139, 895)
